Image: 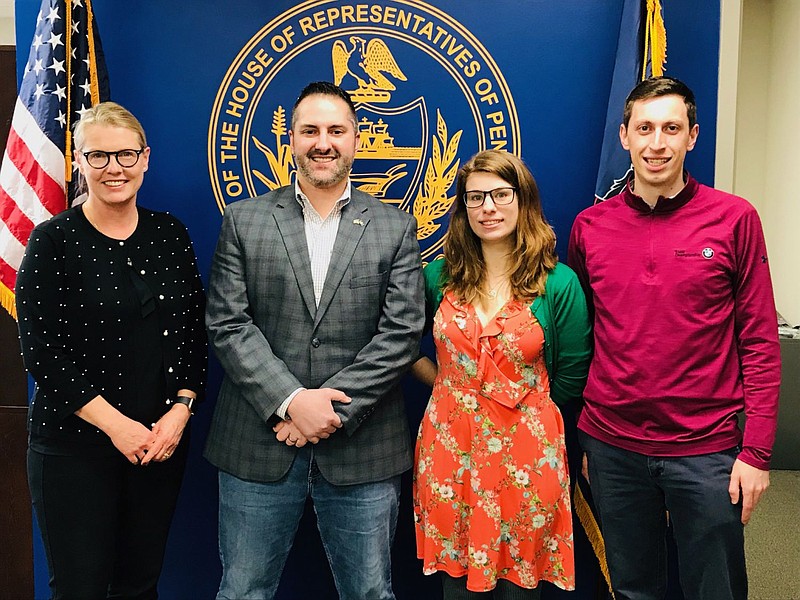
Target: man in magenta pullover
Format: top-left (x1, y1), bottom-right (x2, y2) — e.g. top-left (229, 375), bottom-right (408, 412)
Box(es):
top-left (568, 77), bottom-right (780, 600)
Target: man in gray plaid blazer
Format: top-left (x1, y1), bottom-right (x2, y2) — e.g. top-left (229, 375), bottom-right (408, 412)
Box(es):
top-left (204, 82), bottom-right (425, 600)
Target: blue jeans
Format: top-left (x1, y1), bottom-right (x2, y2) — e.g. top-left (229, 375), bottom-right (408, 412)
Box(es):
top-left (216, 445), bottom-right (401, 600)
top-left (580, 432), bottom-right (746, 600)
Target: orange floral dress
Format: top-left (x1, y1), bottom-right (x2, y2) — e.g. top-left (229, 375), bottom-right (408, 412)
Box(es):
top-left (414, 292), bottom-right (575, 592)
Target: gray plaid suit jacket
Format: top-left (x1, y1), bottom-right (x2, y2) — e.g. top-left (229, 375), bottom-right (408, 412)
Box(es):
top-left (204, 185), bottom-right (425, 485)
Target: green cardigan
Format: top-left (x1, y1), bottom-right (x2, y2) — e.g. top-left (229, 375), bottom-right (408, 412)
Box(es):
top-left (423, 259), bottom-right (592, 406)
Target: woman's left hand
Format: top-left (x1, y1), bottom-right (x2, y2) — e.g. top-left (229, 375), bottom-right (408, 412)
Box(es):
top-left (140, 404), bottom-right (191, 464)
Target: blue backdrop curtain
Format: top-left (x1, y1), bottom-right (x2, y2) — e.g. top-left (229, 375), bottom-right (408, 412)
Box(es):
top-left (13, 1), bottom-right (720, 598)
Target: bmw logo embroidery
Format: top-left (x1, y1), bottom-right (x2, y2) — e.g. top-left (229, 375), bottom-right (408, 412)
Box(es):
top-left (702, 247), bottom-right (714, 259)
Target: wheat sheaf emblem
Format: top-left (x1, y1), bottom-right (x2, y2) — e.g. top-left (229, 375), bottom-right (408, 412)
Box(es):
top-left (413, 109), bottom-right (462, 240)
top-left (252, 106), bottom-right (294, 190)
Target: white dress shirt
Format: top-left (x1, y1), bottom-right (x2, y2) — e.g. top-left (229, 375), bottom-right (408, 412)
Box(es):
top-left (275, 181), bottom-right (351, 419)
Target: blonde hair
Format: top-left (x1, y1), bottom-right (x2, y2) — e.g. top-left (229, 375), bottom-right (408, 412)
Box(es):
top-left (73, 101), bottom-right (147, 150)
top-left (443, 150), bottom-right (557, 303)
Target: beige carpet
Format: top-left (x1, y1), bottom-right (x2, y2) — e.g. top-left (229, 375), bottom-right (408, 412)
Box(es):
top-left (746, 470), bottom-right (800, 599)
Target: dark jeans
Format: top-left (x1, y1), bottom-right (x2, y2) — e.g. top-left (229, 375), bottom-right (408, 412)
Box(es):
top-left (28, 442), bottom-right (188, 600)
top-left (580, 432), bottom-right (746, 600)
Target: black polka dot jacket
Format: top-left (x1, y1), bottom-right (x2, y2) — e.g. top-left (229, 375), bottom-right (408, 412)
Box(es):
top-left (16, 205), bottom-right (207, 447)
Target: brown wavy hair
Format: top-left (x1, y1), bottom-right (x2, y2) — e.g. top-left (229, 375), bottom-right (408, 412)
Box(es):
top-left (443, 150), bottom-right (557, 303)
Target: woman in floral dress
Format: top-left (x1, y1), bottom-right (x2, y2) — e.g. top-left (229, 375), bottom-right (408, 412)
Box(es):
top-left (412, 150), bottom-right (591, 599)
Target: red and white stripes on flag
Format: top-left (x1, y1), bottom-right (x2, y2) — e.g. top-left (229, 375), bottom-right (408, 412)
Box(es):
top-left (0, 0), bottom-right (109, 318)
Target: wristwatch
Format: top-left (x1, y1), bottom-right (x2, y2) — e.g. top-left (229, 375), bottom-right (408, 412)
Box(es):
top-left (172, 395), bottom-right (195, 415)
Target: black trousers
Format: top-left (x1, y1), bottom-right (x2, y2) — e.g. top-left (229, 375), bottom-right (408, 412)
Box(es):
top-left (441, 574), bottom-right (542, 600)
top-left (28, 439), bottom-right (188, 600)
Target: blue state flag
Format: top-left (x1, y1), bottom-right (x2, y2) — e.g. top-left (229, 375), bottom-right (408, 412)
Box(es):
top-left (594, 0), bottom-right (666, 202)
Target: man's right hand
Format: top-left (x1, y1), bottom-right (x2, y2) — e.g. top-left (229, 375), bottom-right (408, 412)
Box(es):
top-left (286, 388), bottom-right (351, 443)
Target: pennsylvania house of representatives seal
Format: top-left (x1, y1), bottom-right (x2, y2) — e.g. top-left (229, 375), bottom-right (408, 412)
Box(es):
top-left (209, 0), bottom-right (520, 262)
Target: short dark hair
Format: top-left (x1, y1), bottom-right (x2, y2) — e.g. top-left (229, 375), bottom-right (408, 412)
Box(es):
top-left (623, 76), bottom-right (697, 128)
top-left (291, 81), bottom-right (358, 129)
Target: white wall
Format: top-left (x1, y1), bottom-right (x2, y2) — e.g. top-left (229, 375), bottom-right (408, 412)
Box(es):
top-left (718, 0), bottom-right (798, 324)
top-left (0, 20), bottom-right (14, 45)
top-left (732, 1), bottom-right (769, 208)
top-left (0, 0), bottom-right (14, 45)
top-left (715, 0), bottom-right (741, 193)
top-left (732, 0), bottom-right (800, 325)
top-left (760, 0), bottom-right (800, 325)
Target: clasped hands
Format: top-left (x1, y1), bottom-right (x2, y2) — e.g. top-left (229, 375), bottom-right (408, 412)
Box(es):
top-left (112, 404), bottom-right (190, 466)
top-left (273, 388), bottom-right (350, 447)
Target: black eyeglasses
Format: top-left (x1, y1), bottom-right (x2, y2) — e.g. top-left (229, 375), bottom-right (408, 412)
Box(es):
top-left (463, 187), bottom-right (516, 208)
top-left (82, 148), bottom-right (145, 169)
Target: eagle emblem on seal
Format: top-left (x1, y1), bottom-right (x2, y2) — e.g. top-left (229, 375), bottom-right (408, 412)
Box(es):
top-left (332, 36), bottom-right (407, 103)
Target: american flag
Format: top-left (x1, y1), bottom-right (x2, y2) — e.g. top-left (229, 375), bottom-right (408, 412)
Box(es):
top-left (0, 0), bottom-right (109, 318)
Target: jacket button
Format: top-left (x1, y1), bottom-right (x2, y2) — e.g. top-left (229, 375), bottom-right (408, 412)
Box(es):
top-left (311, 338), bottom-right (321, 348)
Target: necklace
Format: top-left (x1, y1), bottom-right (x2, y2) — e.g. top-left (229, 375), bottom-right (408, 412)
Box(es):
top-left (484, 279), bottom-right (507, 299)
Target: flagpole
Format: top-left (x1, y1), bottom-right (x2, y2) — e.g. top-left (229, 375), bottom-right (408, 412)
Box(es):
top-left (65, 0), bottom-right (73, 186)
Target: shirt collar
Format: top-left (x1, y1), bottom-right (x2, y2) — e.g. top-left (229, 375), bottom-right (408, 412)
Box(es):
top-left (622, 171), bottom-right (699, 213)
top-left (294, 179), bottom-right (352, 215)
